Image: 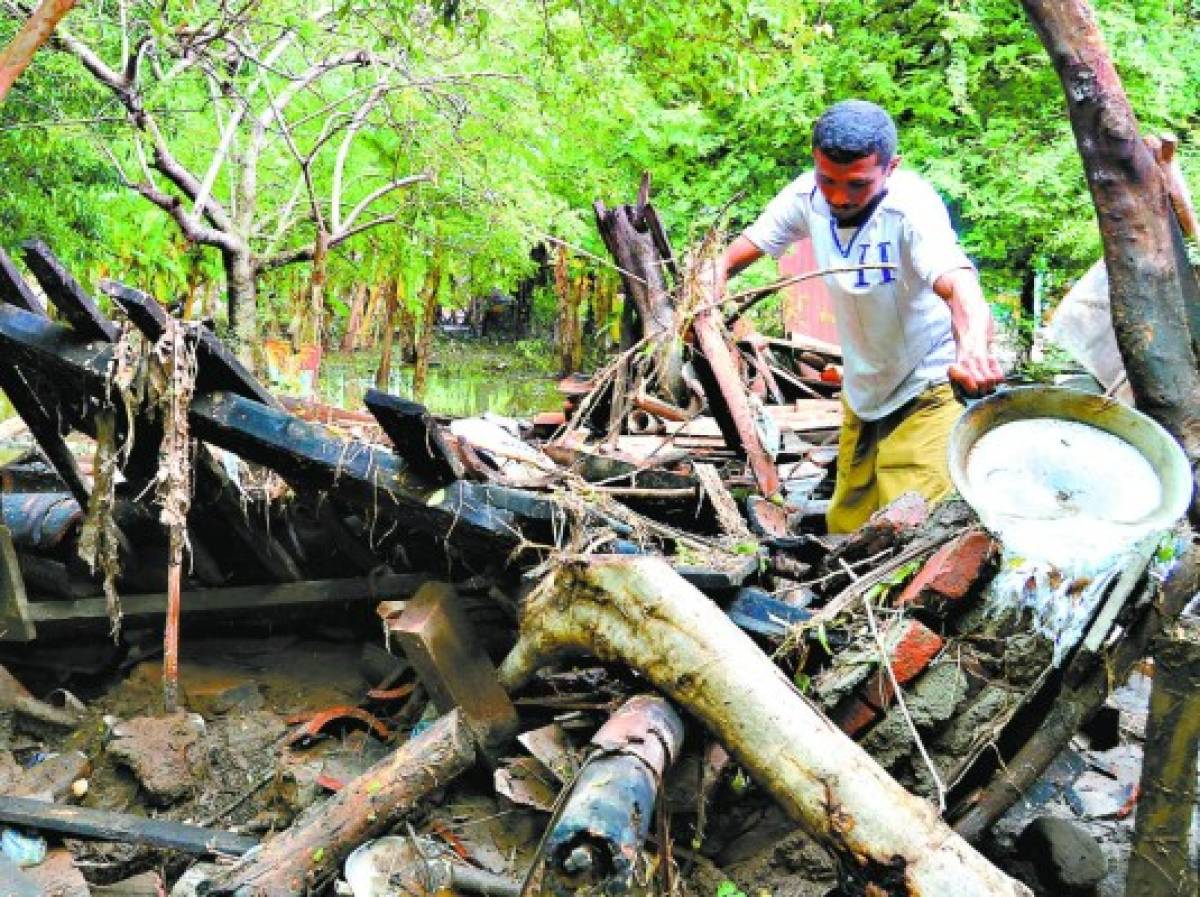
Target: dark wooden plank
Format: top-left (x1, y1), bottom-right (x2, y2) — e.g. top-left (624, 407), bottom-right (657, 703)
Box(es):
top-left (0, 307), bottom-right (556, 564)
top-left (364, 387), bottom-right (464, 485)
top-left (101, 279), bottom-right (281, 409)
top-left (0, 364), bottom-right (91, 506)
top-left (0, 246), bottom-right (46, 316)
top-left (189, 391), bottom-right (548, 557)
top-left (21, 239), bottom-right (119, 342)
top-left (0, 795), bottom-right (258, 856)
top-left (25, 573), bottom-right (431, 623)
top-left (191, 447), bottom-right (304, 582)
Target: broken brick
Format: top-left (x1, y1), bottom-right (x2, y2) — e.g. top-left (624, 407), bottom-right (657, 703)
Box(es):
top-left (870, 492), bottom-right (931, 531)
top-left (895, 529), bottom-right (998, 610)
top-left (386, 582), bottom-right (517, 751)
top-left (832, 492), bottom-right (931, 561)
top-left (862, 621), bottom-right (945, 707)
top-left (830, 620), bottom-right (944, 738)
top-left (831, 695), bottom-right (881, 737)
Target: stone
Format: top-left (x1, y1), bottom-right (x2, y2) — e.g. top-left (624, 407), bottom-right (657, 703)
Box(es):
top-left (106, 711), bottom-right (206, 805)
top-left (1018, 816), bottom-right (1108, 892)
top-left (895, 529), bottom-right (998, 610)
top-left (21, 848), bottom-right (90, 897)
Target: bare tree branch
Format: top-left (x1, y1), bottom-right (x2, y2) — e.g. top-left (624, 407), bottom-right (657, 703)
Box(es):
top-left (134, 180), bottom-right (242, 254)
top-left (341, 173), bottom-right (431, 232)
top-left (256, 210), bottom-right (406, 273)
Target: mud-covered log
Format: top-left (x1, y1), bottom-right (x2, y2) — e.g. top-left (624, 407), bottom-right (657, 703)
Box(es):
top-left (1125, 614), bottom-right (1200, 897)
top-left (500, 557), bottom-right (1029, 897)
top-left (1020, 1), bottom-right (1200, 512)
top-left (542, 694), bottom-right (684, 897)
top-left (205, 710), bottom-right (477, 897)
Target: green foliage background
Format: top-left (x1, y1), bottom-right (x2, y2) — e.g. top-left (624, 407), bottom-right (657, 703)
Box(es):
top-left (0, 0), bottom-right (1197, 323)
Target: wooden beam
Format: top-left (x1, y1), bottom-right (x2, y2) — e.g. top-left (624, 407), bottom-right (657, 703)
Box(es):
top-left (0, 795), bottom-right (257, 856)
top-left (0, 525), bottom-right (35, 642)
top-left (0, 364), bottom-right (91, 506)
top-left (0, 246), bottom-right (46, 316)
top-left (24, 573), bottom-right (431, 624)
top-left (365, 387), bottom-right (465, 486)
top-left (189, 391), bottom-right (547, 557)
top-left (0, 306), bottom-right (557, 562)
top-left (101, 279), bottom-right (281, 409)
top-left (21, 239), bottom-right (118, 342)
top-left (690, 309), bottom-right (780, 497)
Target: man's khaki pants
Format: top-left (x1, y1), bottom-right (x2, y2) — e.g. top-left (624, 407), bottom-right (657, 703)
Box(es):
top-left (826, 383), bottom-right (962, 534)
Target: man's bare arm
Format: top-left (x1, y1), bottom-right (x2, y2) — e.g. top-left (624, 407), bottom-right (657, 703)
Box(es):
top-left (711, 235), bottom-right (765, 300)
top-left (933, 267), bottom-right (1005, 395)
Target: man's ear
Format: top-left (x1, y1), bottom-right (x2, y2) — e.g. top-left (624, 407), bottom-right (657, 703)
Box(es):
top-left (886, 155), bottom-right (902, 176)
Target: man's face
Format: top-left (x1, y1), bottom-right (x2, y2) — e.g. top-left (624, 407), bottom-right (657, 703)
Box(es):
top-left (813, 149), bottom-right (898, 223)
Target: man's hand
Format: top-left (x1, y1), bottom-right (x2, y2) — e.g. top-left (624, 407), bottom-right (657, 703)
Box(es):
top-left (948, 350), bottom-right (1005, 397)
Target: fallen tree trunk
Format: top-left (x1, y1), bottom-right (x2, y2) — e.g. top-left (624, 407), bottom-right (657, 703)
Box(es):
top-left (499, 557), bottom-right (1030, 897)
top-left (1020, 0), bottom-right (1200, 517)
top-left (204, 710), bottom-right (476, 897)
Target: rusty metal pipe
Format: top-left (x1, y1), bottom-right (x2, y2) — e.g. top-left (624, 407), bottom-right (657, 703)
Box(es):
top-left (541, 694), bottom-right (684, 897)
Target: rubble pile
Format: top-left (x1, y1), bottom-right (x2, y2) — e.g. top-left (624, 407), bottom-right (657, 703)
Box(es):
top-left (0, 218), bottom-right (1195, 897)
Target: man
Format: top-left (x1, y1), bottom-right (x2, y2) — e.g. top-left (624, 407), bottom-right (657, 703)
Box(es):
top-left (714, 99), bottom-right (1003, 533)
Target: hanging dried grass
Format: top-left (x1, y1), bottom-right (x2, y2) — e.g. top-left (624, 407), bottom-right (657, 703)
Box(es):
top-left (78, 322), bottom-right (150, 640)
top-left (153, 318), bottom-right (199, 561)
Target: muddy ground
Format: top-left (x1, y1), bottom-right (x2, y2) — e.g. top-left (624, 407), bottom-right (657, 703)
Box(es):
top-left (1, 610), bottom-right (1178, 897)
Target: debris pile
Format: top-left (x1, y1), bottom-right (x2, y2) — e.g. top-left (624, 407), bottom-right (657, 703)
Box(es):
top-left (0, 198), bottom-right (1195, 897)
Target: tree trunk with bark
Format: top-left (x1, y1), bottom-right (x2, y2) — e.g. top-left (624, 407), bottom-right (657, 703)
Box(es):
top-left (397, 295), bottom-right (417, 365)
top-left (375, 278), bottom-right (400, 390)
top-left (500, 557), bottom-right (1030, 897)
top-left (593, 197), bottom-right (686, 402)
top-left (1125, 615), bottom-right (1200, 897)
top-left (412, 249), bottom-right (443, 401)
top-left (556, 249), bottom-right (585, 376)
top-left (224, 247), bottom-right (257, 365)
top-left (341, 283), bottom-right (368, 351)
top-left (206, 711), bottom-right (476, 897)
top-left (1020, 0), bottom-right (1200, 516)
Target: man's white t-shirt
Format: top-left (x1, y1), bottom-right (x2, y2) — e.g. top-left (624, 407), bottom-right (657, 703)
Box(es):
top-left (743, 169), bottom-right (973, 421)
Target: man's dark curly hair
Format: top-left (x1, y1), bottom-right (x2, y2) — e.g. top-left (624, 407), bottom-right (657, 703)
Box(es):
top-left (812, 100), bottom-right (898, 166)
